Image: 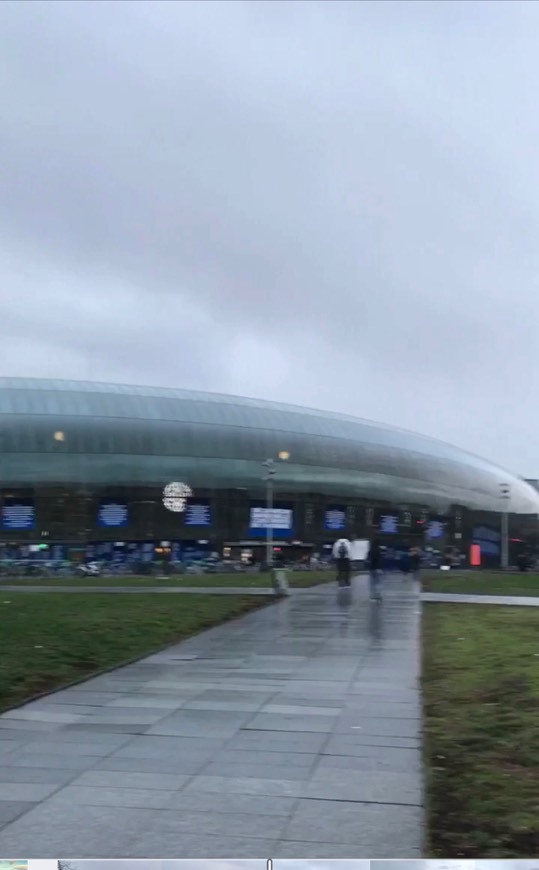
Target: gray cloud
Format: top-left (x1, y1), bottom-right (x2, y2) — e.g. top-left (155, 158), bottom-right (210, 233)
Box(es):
top-left (1, 0), bottom-right (539, 473)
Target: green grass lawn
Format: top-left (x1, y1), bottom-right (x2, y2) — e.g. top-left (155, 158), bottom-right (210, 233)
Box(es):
top-left (0, 570), bottom-right (334, 589)
top-left (423, 603), bottom-right (539, 857)
top-left (0, 593), bottom-right (272, 712)
top-left (422, 570), bottom-right (539, 596)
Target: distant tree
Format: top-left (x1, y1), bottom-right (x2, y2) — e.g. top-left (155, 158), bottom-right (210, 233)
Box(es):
top-left (58, 862), bottom-right (76, 870)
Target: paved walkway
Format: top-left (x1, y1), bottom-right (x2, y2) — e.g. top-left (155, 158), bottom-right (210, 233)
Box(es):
top-left (422, 591), bottom-right (539, 606)
top-left (0, 575), bottom-right (423, 858)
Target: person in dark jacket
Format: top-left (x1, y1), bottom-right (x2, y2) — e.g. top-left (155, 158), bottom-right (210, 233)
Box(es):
top-left (399, 548), bottom-right (410, 576)
top-left (332, 538), bottom-right (352, 587)
top-left (367, 537), bottom-right (383, 600)
top-left (409, 547), bottom-right (421, 580)
top-left (517, 551), bottom-right (528, 572)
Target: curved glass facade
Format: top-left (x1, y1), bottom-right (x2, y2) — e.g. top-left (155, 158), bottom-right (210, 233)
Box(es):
top-left (0, 377), bottom-right (537, 564)
top-left (0, 377), bottom-right (536, 515)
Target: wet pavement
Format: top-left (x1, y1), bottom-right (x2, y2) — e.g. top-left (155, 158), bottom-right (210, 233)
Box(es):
top-left (0, 574), bottom-right (423, 858)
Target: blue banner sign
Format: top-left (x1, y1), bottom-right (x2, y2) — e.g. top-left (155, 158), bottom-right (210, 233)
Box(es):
top-left (426, 520), bottom-right (445, 539)
top-left (379, 514), bottom-right (398, 534)
top-left (249, 505), bottom-right (293, 537)
top-left (97, 500), bottom-right (129, 528)
top-left (473, 525), bottom-right (500, 556)
top-left (1, 499), bottom-right (35, 530)
top-left (473, 525), bottom-right (500, 543)
top-left (185, 502), bottom-right (211, 527)
top-left (324, 506), bottom-right (346, 531)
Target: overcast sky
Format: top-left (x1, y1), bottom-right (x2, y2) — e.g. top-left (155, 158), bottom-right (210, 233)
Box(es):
top-left (1, 0), bottom-right (539, 474)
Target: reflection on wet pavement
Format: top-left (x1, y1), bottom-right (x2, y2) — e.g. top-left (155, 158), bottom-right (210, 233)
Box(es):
top-left (0, 574), bottom-right (422, 858)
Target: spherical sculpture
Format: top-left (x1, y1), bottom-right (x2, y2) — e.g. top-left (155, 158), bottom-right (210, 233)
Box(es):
top-left (162, 481), bottom-right (192, 512)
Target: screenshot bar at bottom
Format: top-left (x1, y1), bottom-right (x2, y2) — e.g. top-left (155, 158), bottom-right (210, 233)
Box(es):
top-left (2, 860), bottom-right (539, 870)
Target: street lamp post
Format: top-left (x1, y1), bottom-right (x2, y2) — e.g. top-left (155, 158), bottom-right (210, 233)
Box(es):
top-left (262, 453), bottom-right (290, 569)
top-left (263, 459), bottom-right (276, 567)
top-left (499, 483), bottom-right (510, 569)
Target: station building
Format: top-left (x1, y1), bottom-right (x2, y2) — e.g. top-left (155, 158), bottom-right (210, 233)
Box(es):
top-left (0, 378), bottom-right (537, 563)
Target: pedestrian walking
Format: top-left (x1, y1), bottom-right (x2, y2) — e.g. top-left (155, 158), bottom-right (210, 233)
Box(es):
top-left (517, 551), bottom-right (528, 573)
top-left (332, 537), bottom-right (352, 587)
top-left (409, 546), bottom-right (421, 580)
top-left (367, 537), bottom-right (383, 600)
top-left (399, 547), bottom-right (410, 577)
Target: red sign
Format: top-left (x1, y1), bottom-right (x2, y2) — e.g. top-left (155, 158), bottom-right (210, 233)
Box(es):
top-left (470, 543), bottom-right (481, 567)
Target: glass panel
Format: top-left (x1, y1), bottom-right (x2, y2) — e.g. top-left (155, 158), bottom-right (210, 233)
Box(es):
top-left (1, 380), bottom-right (537, 512)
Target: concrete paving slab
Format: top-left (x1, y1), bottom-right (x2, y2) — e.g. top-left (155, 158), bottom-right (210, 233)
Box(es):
top-left (183, 774), bottom-right (307, 797)
top-left (0, 574), bottom-right (423, 856)
top-left (316, 753), bottom-right (421, 774)
top-left (42, 690), bottom-right (122, 705)
top-left (9, 740), bottom-right (122, 758)
top-left (0, 767), bottom-right (79, 785)
top-left (341, 700), bottom-right (421, 718)
top-left (272, 840), bottom-right (379, 858)
top-left (12, 728), bottom-right (131, 747)
top-left (243, 713), bottom-right (335, 733)
top-left (283, 797), bottom-right (422, 852)
top-left (261, 704), bottom-right (341, 716)
top-left (57, 723), bottom-right (148, 737)
top-left (71, 769), bottom-right (190, 790)
top-left (0, 782), bottom-right (61, 802)
top-left (320, 744), bottom-right (421, 768)
top-left (209, 748), bottom-right (317, 767)
top-left (422, 591), bottom-right (539, 606)
top-left (0, 720), bottom-right (59, 733)
top-left (182, 699), bottom-right (264, 712)
top-left (130, 805), bottom-right (288, 839)
top-left (146, 710), bottom-right (250, 738)
top-left (49, 784), bottom-right (176, 809)
top-left (0, 803), bottom-right (37, 826)
top-left (199, 762), bottom-right (316, 781)
top-left (0, 740), bottom-right (25, 757)
top-left (0, 803), bottom-right (162, 856)
top-left (130, 831), bottom-right (277, 858)
top-left (112, 734), bottom-right (225, 754)
top-left (307, 767), bottom-right (422, 805)
top-left (1, 710), bottom-right (83, 724)
top-left (333, 715), bottom-right (420, 737)
top-left (169, 789), bottom-right (298, 816)
top-left (106, 695), bottom-right (188, 708)
top-left (6, 752), bottom-right (105, 770)
top-left (24, 703), bottom-right (107, 716)
top-left (225, 730), bottom-right (328, 753)
top-left (92, 756), bottom-right (213, 775)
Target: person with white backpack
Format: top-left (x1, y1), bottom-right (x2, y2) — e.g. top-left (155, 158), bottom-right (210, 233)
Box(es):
top-left (332, 537), bottom-right (352, 587)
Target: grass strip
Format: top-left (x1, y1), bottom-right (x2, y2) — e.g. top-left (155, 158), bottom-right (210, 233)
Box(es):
top-left (0, 570), bottom-right (334, 588)
top-left (422, 570), bottom-right (539, 597)
top-left (423, 603), bottom-right (539, 856)
top-left (1, 592), bottom-right (271, 711)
